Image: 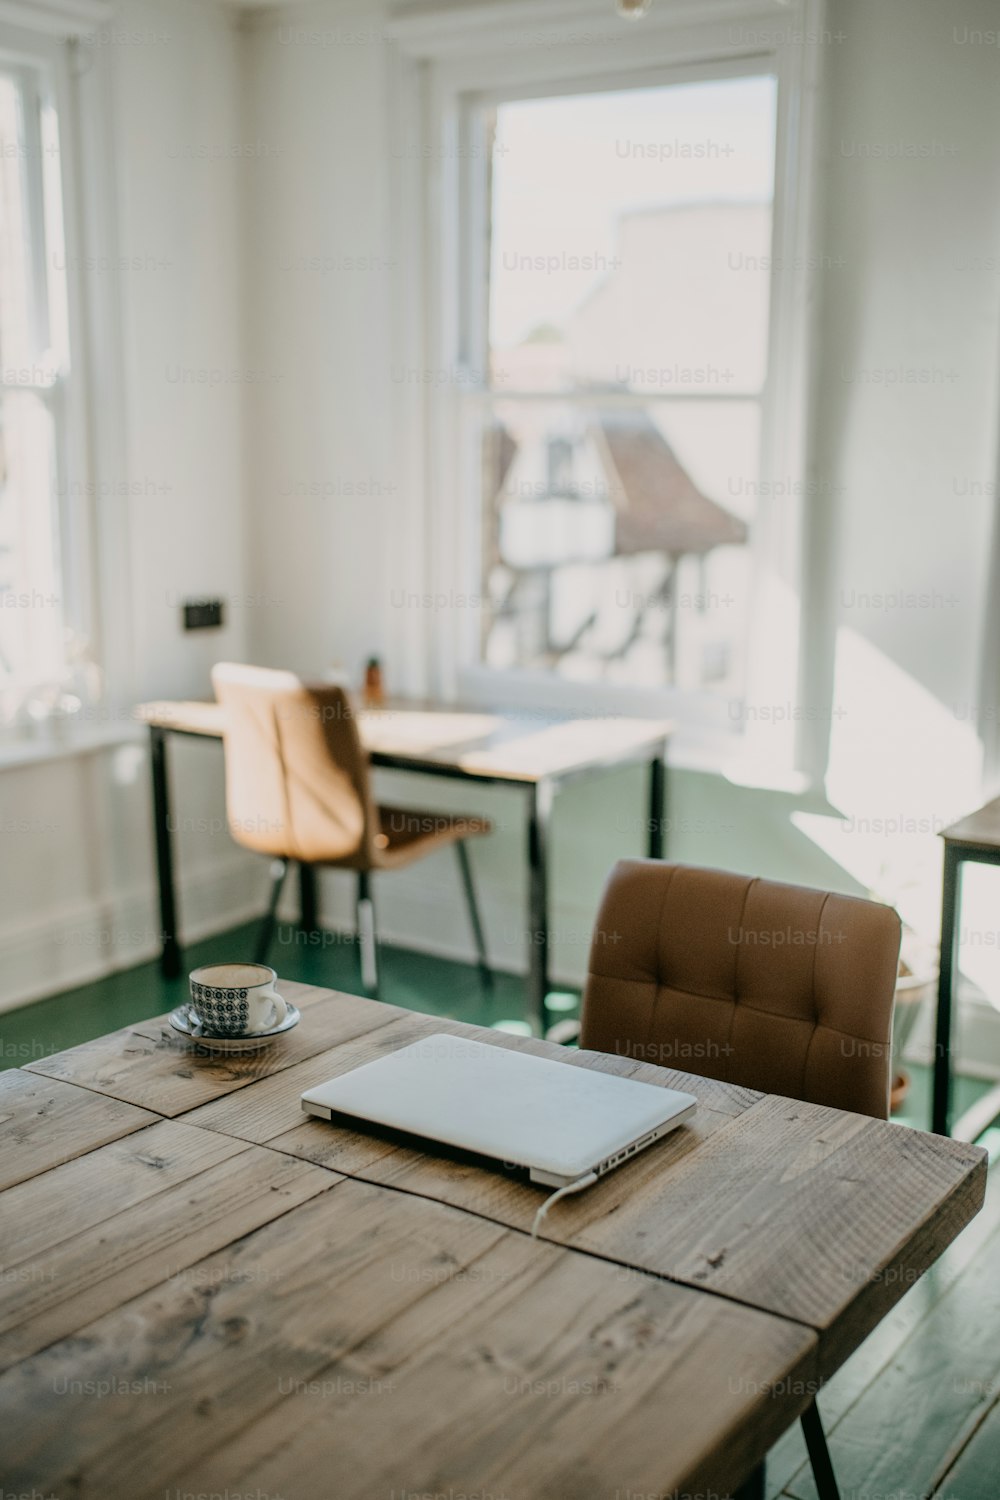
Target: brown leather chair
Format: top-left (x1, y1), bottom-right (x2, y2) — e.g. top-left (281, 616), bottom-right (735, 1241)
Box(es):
top-left (581, 859), bottom-right (902, 1500)
top-left (212, 663), bottom-right (493, 992)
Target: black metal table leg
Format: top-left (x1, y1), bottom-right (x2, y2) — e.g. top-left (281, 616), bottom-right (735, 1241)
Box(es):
top-left (299, 862), bottom-right (318, 934)
top-left (933, 844), bottom-right (963, 1136)
top-left (800, 1399), bottom-right (841, 1500)
top-left (455, 840), bottom-right (493, 991)
top-left (732, 1462), bottom-right (765, 1500)
top-left (527, 778), bottom-right (554, 1035)
top-left (150, 725), bottom-right (182, 979)
top-left (647, 745), bottom-right (667, 860)
top-left (255, 859), bottom-right (289, 965)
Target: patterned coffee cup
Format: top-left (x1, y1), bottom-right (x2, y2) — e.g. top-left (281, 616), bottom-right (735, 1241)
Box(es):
top-left (188, 963), bottom-right (287, 1037)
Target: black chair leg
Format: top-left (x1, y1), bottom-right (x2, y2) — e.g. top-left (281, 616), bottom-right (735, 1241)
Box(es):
top-left (801, 1398), bottom-right (840, 1500)
top-left (732, 1463), bottom-right (765, 1500)
top-left (255, 858), bottom-right (288, 964)
top-left (455, 840), bottom-right (493, 992)
top-left (356, 870), bottom-right (379, 996)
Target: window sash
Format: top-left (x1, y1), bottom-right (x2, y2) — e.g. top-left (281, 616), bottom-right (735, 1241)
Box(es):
top-left (0, 39), bottom-right (87, 715)
top-left (453, 63), bottom-right (777, 718)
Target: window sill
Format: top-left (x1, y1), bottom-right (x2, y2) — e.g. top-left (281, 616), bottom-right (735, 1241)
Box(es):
top-left (670, 737), bottom-right (813, 797)
top-left (0, 718), bottom-right (143, 771)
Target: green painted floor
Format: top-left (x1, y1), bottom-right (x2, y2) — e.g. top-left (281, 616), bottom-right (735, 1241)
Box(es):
top-left (2, 923), bottom-right (1000, 1497)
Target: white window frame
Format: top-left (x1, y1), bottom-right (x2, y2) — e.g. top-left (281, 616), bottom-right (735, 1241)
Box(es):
top-left (385, 0), bottom-right (827, 776)
top-left (0, 0), bottom-right (133, 735)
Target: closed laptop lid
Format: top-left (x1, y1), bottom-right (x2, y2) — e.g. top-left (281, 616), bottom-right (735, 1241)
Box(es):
top-left (300, 1033), bottom-right (697, 1180)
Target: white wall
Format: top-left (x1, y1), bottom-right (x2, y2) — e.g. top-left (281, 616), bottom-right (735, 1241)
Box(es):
top-left (810, 0), bottom-right (1000, 952)
top-left (0, 0), bottom-right (262, 1010)
top-left (242, 0), bottom-right (398, 680)
top-left (819, 0), bottom-right (1000, 712)
top-left (113, 0), bottom-right (251, 701)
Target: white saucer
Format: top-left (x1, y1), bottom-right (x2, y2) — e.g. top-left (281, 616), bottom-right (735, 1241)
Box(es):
top-left (168, 1002), bottom-right (301, 1052)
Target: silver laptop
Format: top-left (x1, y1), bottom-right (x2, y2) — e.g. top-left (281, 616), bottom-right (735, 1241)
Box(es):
top-left (300, 1033), bottom-right (697, 1189)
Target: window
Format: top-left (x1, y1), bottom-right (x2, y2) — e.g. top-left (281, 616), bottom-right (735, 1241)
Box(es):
top-left (391, 3), bottom-right (819, 756)
top-left (0, 55), bottom-right (79, 724)
top-left (463, 72), bottom-right (777, 701)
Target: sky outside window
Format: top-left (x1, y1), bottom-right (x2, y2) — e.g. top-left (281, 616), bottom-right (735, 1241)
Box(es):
top-left (488, 75), bottom-right (778, 359)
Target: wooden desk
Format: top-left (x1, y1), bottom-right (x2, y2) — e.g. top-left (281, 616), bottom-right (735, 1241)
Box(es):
top-left (934, 796), bottom-right (1000, 1137)
top-left (136, 698), bottom-right (672, 1033)
top-left (10, 987), bottom-right (985, 1500)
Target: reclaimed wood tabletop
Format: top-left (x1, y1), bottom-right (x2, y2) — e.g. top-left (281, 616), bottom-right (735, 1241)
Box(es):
top-left (43, 986), bottom-right (979, 1377)
top-left (7, 984), bottom-right (988, 1498)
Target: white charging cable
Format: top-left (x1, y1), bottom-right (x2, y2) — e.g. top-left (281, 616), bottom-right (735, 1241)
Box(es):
top-left (530, 1171), bottom-right (598, 1239)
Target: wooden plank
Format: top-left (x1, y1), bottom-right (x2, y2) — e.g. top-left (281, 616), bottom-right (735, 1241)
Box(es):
top-left (0, 1069), bottom-right (157, 1190)
top-left (0, 1177), bottom-right (816, 1500)
top-left (937, 1392), bottom-right (1000, 1500)
top-left (557, 1094), bottom-right (987, 1373)
top-left (23, 984), bottom-right (401, 1117)
top-left (182, 1246), bottom-right (808, 1500)
top-left (0, 1125), bottom-right (336, 1371)
top-left (0, 1119), bottom-right (247, 1272)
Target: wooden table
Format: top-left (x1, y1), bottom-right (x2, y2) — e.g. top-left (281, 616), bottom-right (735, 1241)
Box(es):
top-left (4, 986), bottom-right (986, 1500)
top-left (136, 697), bottom-right (672, 1033)
top-left (934, 796), bottom-right (1000, 1137)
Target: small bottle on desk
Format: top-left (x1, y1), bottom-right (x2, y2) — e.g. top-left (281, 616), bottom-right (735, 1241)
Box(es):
top-left (363, 656), bottom-right (385, 708)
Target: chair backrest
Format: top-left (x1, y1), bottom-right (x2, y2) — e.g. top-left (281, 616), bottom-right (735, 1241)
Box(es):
top-left (580, 859), bottom-right (902, 1120)
top-left (211, 663), bottom-right (376, 864)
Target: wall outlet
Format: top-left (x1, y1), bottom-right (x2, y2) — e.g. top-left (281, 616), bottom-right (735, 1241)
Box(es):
top-left (182, 598), bottom-right (225, 631)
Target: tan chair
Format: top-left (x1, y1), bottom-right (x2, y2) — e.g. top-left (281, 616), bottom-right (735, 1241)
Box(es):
top-left (212, 663), bottom-right (493, 992)
top-left (580, 859), bottom-right (902, 1500)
